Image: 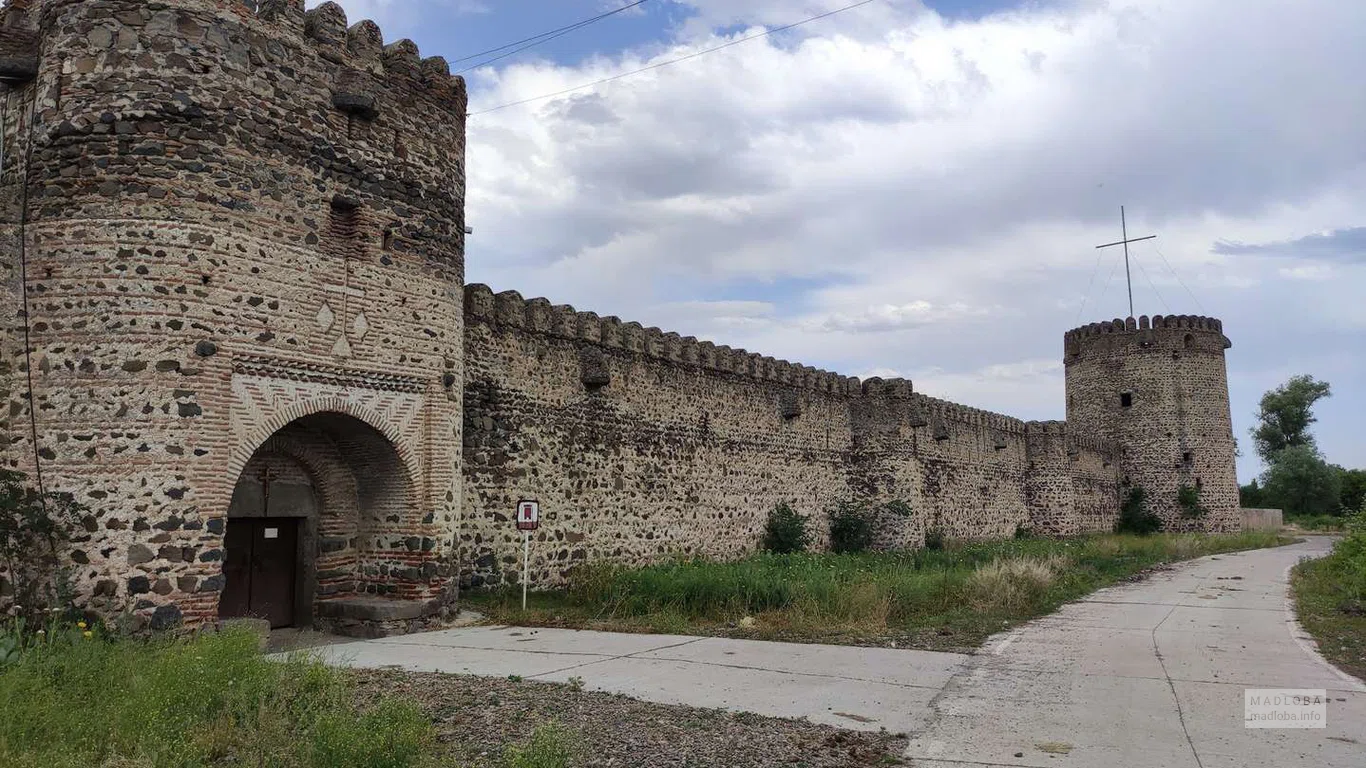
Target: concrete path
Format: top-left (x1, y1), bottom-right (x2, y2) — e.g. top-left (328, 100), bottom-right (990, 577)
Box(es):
top-left (309, 624), bottom-right (968, 734)
top-left (907, 536), bottom-right (1365, 767)
top-left (311, 538), bottom-right (1365, 765)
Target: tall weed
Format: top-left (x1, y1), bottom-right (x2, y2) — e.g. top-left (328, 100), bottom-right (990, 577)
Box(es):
top-left (0, 628), bottom-right (432, 768)
top-left (965, 555), bottom-right (1068, 612)
top-left (502, 722), bottom-right (578, 768)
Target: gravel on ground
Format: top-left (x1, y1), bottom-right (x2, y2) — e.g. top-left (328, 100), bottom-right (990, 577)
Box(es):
top-left (349, 668), bottom-right (908, 767)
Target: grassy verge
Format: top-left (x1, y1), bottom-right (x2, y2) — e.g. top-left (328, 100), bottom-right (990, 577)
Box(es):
top-left (1285, 514), bottom-right (1348, 532)
top-left (1292, 521), bottom-right (1366, 682)
top-left (468, 532), bottom-right (1291, 652)
top-left (0, 627), bottom-right (433, 768)
top-left (1, 624), bottom-right (896, 768)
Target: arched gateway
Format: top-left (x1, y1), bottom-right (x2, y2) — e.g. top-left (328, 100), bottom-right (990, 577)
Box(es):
top-left (219, 411), bottom-right (449, 634)
top-left (220, 412), bottom-right (410, 627)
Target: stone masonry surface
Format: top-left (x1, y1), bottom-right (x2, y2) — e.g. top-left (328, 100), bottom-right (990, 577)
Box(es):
top-left (0, 0), bottom-right (1242, 631)
top-left (1, 0), bottom-right (466, 631)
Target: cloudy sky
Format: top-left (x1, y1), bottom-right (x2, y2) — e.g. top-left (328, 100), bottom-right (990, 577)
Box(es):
top-left (314, 0), bottom-right (1365, 481)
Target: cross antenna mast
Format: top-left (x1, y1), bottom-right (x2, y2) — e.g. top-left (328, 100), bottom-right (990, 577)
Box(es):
top-left (1095, 205), bottom-right (1156, 317)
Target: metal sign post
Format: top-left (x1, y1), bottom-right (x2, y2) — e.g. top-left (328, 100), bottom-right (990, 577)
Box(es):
top-left (516, 499), bottom-right (540, 611)
top-left (521, 531), bottom-right (530, 610)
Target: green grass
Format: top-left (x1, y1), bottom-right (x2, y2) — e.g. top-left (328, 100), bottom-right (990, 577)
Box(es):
top-left (0, 627), bottom-right (434, 768)
top-left (501, 722), bottom-right (578, 768)
top-left (1292, 519), bottom-right (1366, 681)
top-left (1285, 514), bottom-right (1349, 532)
top-left (468, 532), bottom-right (1291, 651)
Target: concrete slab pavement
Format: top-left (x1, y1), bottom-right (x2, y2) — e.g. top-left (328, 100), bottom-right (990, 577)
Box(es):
top-left (308, 625), bottom-right (968, 733)
top-left (306, 537), bottom-right (1365, 766)
top-left (906, 536), bottom-right (1365, 767)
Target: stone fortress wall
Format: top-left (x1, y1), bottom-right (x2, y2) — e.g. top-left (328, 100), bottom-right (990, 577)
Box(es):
top-left (0, 0), bottom-right (1242, 631)
top-left (460, 285), bottom-right (1129, 587)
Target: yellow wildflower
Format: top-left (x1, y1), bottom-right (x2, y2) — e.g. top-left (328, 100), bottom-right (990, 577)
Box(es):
top-left (82, 631), bottom-right (93, 639)
top-left (77, 621), bottom-right (87, 630)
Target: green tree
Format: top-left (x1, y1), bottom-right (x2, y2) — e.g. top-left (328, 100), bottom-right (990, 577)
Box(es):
top-left (0, 470), bottom-right (86, 625)
top-left (1261, 446), bottom-right (1343, 517)
top-left (1251, 375), bottom-right (1332, 464)
top-left (1239, 479), bottom-right (1265, 508)
top-left (1338, 467), bottom-right (1366, 515)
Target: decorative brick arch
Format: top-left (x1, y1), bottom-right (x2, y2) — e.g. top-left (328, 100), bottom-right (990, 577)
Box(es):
top-left (238, 428), bottom-right (362, 530)
top-left (226, 395), bottom-right (421, 501)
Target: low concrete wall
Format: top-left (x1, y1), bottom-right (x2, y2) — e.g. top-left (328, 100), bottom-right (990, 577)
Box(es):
top-left (1241, 508), bottom-right (1284, 531)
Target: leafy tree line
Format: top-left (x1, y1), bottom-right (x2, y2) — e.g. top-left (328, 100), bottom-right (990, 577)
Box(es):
top-left (1239, 375), bottom-right (1365, 517)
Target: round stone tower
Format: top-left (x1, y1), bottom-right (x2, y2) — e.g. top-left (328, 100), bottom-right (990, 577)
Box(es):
top-left (1064, 315), bottom-right (1239, 531)
top-left (1, 0), bottom-right (467, 632)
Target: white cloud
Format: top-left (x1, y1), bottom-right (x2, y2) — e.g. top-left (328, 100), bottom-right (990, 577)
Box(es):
top-left (805, 300), bottom-right (989, 332)
top-left (1277, 265), bottom-right (1333, 281)
top-left (334, 0), bottom-right (1366, 475)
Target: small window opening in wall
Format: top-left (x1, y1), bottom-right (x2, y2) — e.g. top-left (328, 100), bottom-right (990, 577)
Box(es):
top-left (1182, 451), bottom-right (1192, 465)
top-left (1184, 333), bottom-right (1194, 349)
top-left (1120, 392), bottom-right (1133, 408)
top-left (329, 196), bottom-right (363, 252)
top-left (382, 225), bottom-right (395, 251)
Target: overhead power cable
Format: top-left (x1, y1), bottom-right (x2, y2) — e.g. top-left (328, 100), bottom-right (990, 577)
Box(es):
top-left (1151, 244), bottom-right (1206, 313)
top-left (452, 0), bottom-right (650, 65)
top-left (1095, 254), bottom-right (1122, 316)
top-left (1131, 253), bottom-right (1172, 314)
top-left (1075, 246), bottom-right (1107, 325)
top-left (470, 0), bottom-right (883, 117)
top-left (454, 0), bottom-right (652, 74)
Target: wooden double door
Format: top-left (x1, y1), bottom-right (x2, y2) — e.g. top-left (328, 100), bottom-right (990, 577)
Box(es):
top-left (219, 518), bottom-right (300, 629)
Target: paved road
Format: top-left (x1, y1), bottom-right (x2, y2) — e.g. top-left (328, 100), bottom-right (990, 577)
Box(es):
top-left (311, 538), bottom-right (1364, 765)
top-left (907, 536), bottom-right (1365, 767)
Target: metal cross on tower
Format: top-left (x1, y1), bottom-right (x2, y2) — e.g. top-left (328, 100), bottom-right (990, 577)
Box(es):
top-left (1095, 206), bottom-right (1156, 317)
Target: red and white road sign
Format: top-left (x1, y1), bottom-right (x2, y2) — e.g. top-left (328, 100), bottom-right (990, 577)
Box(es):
top-left (516, 499), bottom-right (540, 531)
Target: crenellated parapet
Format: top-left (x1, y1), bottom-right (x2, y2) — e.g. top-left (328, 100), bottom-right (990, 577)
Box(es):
top-left (0, 0), bottom-right (474, 271)
top-left (4, 0), bottom-right (463, 109)
top-left (1065, 315), bottom-right (1231, 363)
top-left (1065, 314), bottom-right (1224, 339)
top-left (464, 284), bottom-right (859, 394)
top-left (917, 393), bottom-right (1028, 437)
top-left (1024, 420), bottom-right (1116, 465)
top-left (297, 1), bottom-right (466, 114)
top-left (4, 0), bottom-right (468, 205)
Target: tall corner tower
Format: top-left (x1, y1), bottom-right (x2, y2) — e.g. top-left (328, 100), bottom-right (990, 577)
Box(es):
top-left (1, 0), bottom-right (468, 632)
top-left (1064, 315), bottom-right (1239, 531)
